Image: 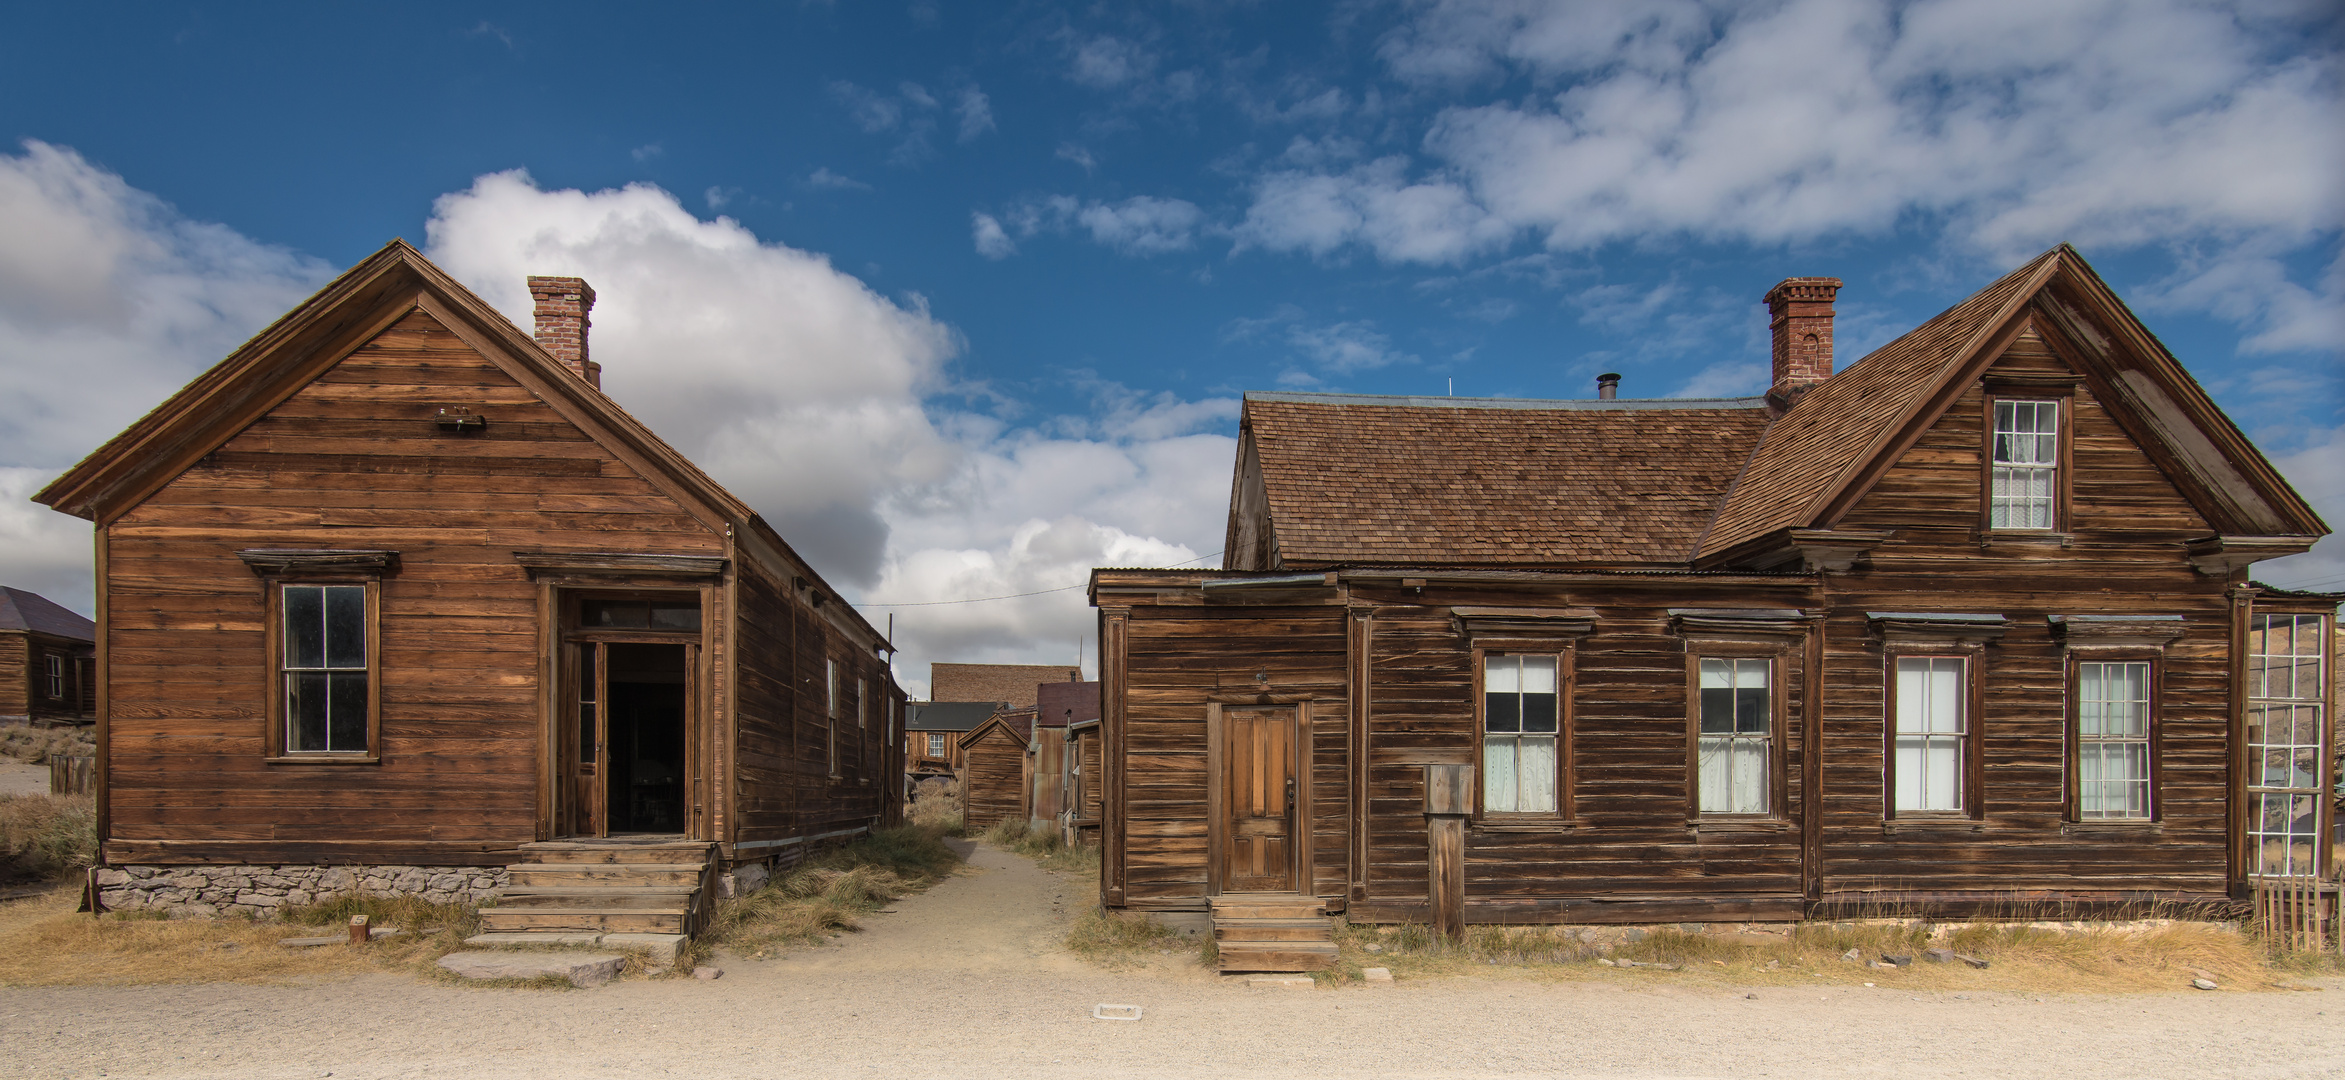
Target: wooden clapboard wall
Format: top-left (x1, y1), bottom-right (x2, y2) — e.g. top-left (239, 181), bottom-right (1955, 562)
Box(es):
top-left (961, 717), bottom-right (1027, 831)
top-left (99, 308), bottom-right (726, 866)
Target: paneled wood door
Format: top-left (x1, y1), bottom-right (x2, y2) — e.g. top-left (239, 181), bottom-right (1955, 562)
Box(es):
top-left (1222, 708), bottom-right (1297, 893)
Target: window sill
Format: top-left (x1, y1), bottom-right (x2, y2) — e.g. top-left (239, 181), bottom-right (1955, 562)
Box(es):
top-left (1978, 531), bottom-right (2072, 547)
top-left (1880, 817), bottom-right (1983, 834)
top-left (264, 754), bottom-right (380, 765)
top-left (1686, 818), bottom-right (1790, 834)
top-left (1473, 818), bottom-right (1578, 833)
top-left (2063, 819), bottom-right (2160, 834)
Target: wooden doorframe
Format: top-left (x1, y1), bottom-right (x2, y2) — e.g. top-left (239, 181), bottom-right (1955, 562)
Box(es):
top-left (1205, 695), bottom-right (1315, 897)
top-left (535, 583), bottom-right (714, 842)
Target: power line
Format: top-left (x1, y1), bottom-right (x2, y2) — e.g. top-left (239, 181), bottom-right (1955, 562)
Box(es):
top-left (859, 550), bottom-right (1225, 608)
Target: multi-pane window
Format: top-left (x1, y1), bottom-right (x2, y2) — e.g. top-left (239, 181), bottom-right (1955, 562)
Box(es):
top-left (857, 679), bottom-right (867, 729)
top-left (1991, 399), bottom-right (2059, 529)
top-left (2075, 661), bottom-right (2152, 820)
top-left (43, 655), bottom-right (64, 700)
top-left (1482, 654), bottom-right (1558, 813)
top-left (1696, 658), bottom-right (1771, 815)
top-left (1893, 657), bottom-right (1967, 812)
top-left (928, 732), bottom-right (946, 757)
top-left (825, 659), bottom-right (839, 775)
top-left (282, 584), bottom-right (368, 753)
top-left (2248, 614), bottom-right (2327, 877)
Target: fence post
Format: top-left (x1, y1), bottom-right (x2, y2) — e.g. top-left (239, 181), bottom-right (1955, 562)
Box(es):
top-left (49, 754), bottom-right (93, 796)
top-left (1424, 764), bottom-right (1473, 943)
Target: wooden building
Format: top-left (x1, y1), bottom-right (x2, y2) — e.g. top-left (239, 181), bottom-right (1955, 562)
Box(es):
top-left (0, 586), bottom-right (97, 726)
top-left (1065, 717), bottom-right (1103, 847)
top-left (35, 241), bottom-right (903, 930)
top-left (1090, 246), bottom-right (2335, 968)
top-left (961, 708), bottom-right (1033, 831)
top-left (1031, 680), bottom-right (1100, 840)
top-left (903, 699), bottom-right (999, 786)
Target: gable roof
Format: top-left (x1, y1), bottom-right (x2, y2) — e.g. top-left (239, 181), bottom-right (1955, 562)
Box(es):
top-left (1697, 244), bottom-right (2325, 561)
top-left (905, 701), bottom-right (1004, 732)
top-left (964, 708), bottom-right (1034, 745)
top-left (1241, 392), bottom-right (1771, 567)
top-left (32, 239), bottom-right (893, 652)
top-left (0, 587), bottom-right (95, 641)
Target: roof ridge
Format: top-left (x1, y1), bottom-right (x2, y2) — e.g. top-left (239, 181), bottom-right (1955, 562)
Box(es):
top-left (1244, 390), bottom-right (1768, 411)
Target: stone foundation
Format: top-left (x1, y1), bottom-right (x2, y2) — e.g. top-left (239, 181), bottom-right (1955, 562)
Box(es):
top-left (93, 864), bottom-right (511, 919)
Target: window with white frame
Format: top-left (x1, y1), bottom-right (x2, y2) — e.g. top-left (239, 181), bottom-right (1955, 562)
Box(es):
top-left (1482, 654), bottom-right (1558, 813)
top-left (282, 584), bottom-right (370, 754)
top-left (2248, 613), bottom-right (2327, 877)
top-left (43, 655), bottom-right (64, 700)
top-left (826, 658), bottom-right (839, 776)
top-left (1696, 658), bottom-right (1771, 815)
top-left (857, 678), bottom-right (866, 729)
top-left (1893, 656), bottom-right (1968, 812)
top-left (2075, 661), bottom-right (2152, 820)
top-left (1991, 399), bottom-right (2059, 529)
top-left (928, 732), bottom-right (946, 758)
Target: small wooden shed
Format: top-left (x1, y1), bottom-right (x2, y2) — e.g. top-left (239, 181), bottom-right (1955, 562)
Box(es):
top-left (960, 708), bottom-right (1032, 832)
top-left (0, 586), bottom-right (96, 727)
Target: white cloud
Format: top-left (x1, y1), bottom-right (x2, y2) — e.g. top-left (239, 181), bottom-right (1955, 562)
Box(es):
top-left (807, 167), bottom-right (871, 191)
top-left (1056, 143), bottom-right (1098, 172)
top-left (0, 140), bottom-right (334, 613)
top-left (987, 194), bottom-right (1204, 257)
top-left (1067, 34), bottom-right (1154, 88)
top-left (955, 87), bottom-right (995, 143)
top-left (630, 143), bottom-right (663, 163)
top-left (2248, 424), bottom-right (2345, 593)
top-left (1287, 320), bottom-right (1415, 375)
top-left (1251, 0), bottom-right (2344, 352)
top-left (971, 212), bottom-right (1016, 259)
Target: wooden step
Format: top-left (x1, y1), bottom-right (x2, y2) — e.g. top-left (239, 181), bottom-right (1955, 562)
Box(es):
top-left (517, 841), bottom-right (714, 865)
top-left (506, 864), bottom-right (708, 888)
top-left (1214, 918), bottom-right (1334, 943)
top-left (477, 908), bottom-right (689, 934)
top-left (494, 887), bottom-right (700, 910)
top-left (1208, 894), bottom-right (1326, 920)
top-left (1215, 940), bottom-right (1338, 973)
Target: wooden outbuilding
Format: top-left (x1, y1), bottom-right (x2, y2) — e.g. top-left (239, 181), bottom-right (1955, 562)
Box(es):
top-left (1090, 246), bottom-right (2335, 969)
top-left (902, 699), bottom-right (1000, 787)
top-left (0, 586), bottom-right (96, 727)
top-left (960, 708), bottom-right (1032, 832)
top-left (34, 240), bottom-right (904, 931)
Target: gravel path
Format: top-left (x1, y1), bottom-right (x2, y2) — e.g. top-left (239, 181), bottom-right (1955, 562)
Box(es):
top-left (0, 762), bottom-right (49, 797)
top-left (2, 841), bottom-right (2340, 1079)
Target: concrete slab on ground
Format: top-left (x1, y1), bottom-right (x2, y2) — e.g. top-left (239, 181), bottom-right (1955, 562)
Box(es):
top-left (437, 951), bottom-right (625, 988)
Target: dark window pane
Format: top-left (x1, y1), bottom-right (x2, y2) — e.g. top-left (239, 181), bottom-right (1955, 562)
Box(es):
top-left (1485, 693), bottom-right (1520, 733)
top-left (328, 672), bottom-right (368, 751)
top-left (325, 586), bottom-right (366, 669)
top-left (649, 603), bottom-right (701, 631)
top-left (579, 646), bottom-right (598, 703)
top-left (284, 586), bottom-right (324, 668)
top-left (1522, 692), bottom-right (1557, 733)
top-left (582, 600), bottom-right (648, 628)
top-left (1737, 687), bottom-right (1769, 734)
top-left (580, 703), bottom-right (597, 763)
top-left (1699, 688), bottom-right (1734, 733)
top-left (288, 671), bottom-right (328, 751)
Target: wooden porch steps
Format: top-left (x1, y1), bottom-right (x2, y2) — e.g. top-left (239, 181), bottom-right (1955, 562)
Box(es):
top-left (479, 839), bottom-right (717, 938)
top-left (1211, 893), bottom-right (1337, 972)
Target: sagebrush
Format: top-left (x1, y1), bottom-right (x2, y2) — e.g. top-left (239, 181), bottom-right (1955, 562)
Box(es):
top-left (0, 794), bottom-right (96, 884)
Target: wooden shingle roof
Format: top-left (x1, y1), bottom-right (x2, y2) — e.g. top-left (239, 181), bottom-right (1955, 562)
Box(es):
top-left (1244, 393), bottom-right (1771, 567)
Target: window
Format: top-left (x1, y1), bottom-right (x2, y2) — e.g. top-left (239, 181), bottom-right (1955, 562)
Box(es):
top-left (2074, 661), bottom-right (2152, 820)
top-left (281, 584), bottom-right (371, 754)
top-left (1892, 657), bottom-right (1968, 813)
top-left (43, 655), bottom-right (64, 700)
top-left (1696, 658), bottom-right (1771, 815)
top-left (1990, 398), bottom-right (2060, 529)
top-left (1481, 654), bottom-right (1558, 814)
top-left (857, 678), bottom-right (867, 729)
top-left (2248, 613), bottom-right (2327, 877)
top-left (928, 732), bottom-right (946, 757)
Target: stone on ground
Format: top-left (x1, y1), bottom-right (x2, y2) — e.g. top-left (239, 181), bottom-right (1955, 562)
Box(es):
top-left (693, 966), bottom-right (723, 980)
top-left (2192, 978), bottom-right (2220, 991)
top-left (437, 951), bottom-right (625, 988)
top-left (1246, 975), bottom-right (1315, 989)
top-left (1361, 967), bottom-right (1393, 984)
top-left (602, 933), bottom-right (688, 967)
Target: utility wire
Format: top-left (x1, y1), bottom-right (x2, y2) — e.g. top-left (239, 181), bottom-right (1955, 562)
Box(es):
top-left (859, 550), bottom-right (1225, 608)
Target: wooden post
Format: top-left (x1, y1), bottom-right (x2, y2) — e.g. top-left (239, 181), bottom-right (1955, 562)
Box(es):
top-left (50, 755), bottom-right (93, 796)
top-left (1424, 764), bottom-right (1472, 943)
top-left (348, 913), bottom-right (369, 945)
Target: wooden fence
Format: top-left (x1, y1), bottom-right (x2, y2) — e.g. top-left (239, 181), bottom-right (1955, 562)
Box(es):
top-left (48, 755), bottom-right (93, 796)
top-left (2252, 875), bottom-right (2337, 956)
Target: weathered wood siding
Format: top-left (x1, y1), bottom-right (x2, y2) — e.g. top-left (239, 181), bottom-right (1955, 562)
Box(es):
top-left (1819, 324), bottom-right (2231, 902)
top-left (0, 632), bottom-right (93, 724)
top-left (962, 723), bottom-right (1026, 831)
top-left (731, 551), bottom-right (894, 859)
top-left (102, 308), bottom-right (724, 864)
top-left (0, 633), bottom-right (26, 720)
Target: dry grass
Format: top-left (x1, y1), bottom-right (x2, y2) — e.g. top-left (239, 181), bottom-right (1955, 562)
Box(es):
top-left (0, 723), bottom-right (92, 765)
top-left (1328, 913), bottom-right (2315, 993)
top-left (0, 793), bottom-right (96, 885)
top-left (980, 817), bottom-right (1099, 874)
top-left (0, 886), bottom-right (500, 987)
top-left (908, 777), bottom-right (965, 834)
top-left (701, 824), bottom-right (963, 962)
top-left (1065, 907), bottom-right (1193, 968)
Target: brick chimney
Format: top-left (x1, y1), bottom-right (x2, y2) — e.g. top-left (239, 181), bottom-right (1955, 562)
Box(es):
top-left (527, 276), bottom-right (601, 389)
top-left (1765, 276), bottom-right (1841, 397)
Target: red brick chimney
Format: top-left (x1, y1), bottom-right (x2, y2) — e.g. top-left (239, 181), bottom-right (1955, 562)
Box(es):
top-left (528, 276), bottom-right (601, 389)
top-left (1765, 276), bottom-right (1841, 397)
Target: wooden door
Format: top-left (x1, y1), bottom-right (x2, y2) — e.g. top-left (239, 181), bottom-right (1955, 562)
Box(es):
top-left (1222, 709), bottom-right (1296, 892)
top-left (557, 642), bottom-right (607, 838)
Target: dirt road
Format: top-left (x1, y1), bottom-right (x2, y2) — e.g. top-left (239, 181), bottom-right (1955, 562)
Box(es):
top-left (2, 842), bottom-right (2339, 1079)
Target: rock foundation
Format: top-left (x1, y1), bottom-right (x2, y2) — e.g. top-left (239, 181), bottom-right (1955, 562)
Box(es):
top-left (93, 864), bottom-right (510, 919)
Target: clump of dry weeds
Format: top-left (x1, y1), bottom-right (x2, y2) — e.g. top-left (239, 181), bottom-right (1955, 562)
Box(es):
top-left (1066, 908), bottom-right (1193, 968)
top-left (908, 777), bottom-right (964, 834)
top-left (703, 824), bottom-right (962, 960)
top-left (0, 793), bottom-right (96, 885)
top-left (0, 885), bottom-right (495, 987)
top-left (982, 817), bottom-right (1099, 875)
top-left (0, 723), bottom-right (93, 766)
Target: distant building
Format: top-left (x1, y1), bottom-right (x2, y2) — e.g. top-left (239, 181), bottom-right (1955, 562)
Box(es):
top-left (0, 586), bottom-right (96, 726)
top-left (930, 662), bottom-right (1080, 707)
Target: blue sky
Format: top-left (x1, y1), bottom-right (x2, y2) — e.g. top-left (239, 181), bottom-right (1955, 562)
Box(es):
top-left (1, 1), bottom-right (2339, 695)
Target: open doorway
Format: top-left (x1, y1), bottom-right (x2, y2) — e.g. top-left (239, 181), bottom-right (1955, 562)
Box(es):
top-left (557, 592), bottom-right (700, 839)
top-left (606, 643), bottom-right (687, 834)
